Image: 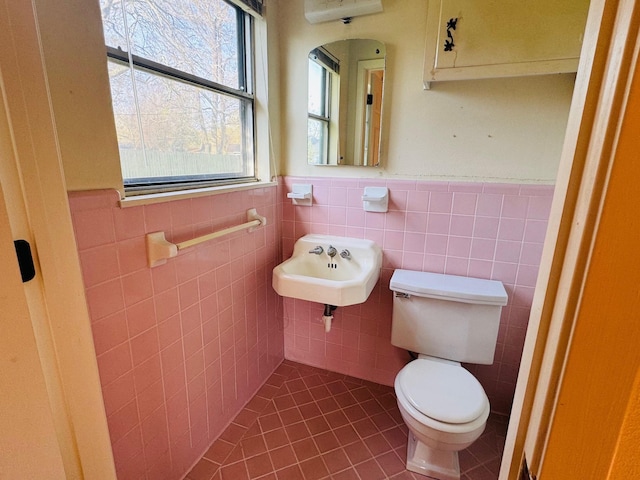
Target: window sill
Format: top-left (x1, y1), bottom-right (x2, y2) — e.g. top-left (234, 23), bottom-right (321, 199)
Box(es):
top-left (118, 180), bottom-right (278, 208)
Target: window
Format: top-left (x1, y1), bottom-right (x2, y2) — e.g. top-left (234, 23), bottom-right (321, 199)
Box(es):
top-left (307, 54), bottom-right (331, 165)
top-left (307, 47), bottom-right (339, 165)
top-left (100, 0), bottom-right (256, 193)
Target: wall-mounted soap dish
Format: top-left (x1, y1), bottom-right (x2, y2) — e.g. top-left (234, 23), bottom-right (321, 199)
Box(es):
top-left (287, 183), bottom-right (313, 206)
top-left (362, 186), bottom-right (388, 212)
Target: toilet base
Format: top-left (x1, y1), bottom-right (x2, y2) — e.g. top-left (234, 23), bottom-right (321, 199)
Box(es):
top-left (406, 431), bottom-right (460, 480)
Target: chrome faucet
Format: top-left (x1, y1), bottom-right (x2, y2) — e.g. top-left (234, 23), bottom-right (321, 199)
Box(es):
top-left (308, 246), bottom-right (323, 255)
top-left (327, 245), bottom-right (337, 258)
top-left (340, 249), bottom-right (351, 260)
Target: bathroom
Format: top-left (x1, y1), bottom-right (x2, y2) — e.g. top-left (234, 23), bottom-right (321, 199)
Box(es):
top-left (8, 0), bottom-right (639, 479)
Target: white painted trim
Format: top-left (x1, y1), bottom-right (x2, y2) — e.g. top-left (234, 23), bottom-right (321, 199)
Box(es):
top-left (0, 1), bottom-right (116, 477)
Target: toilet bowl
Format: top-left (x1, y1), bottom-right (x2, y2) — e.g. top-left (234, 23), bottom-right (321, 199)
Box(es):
top-left (394, 357), bottom-right (490, 480)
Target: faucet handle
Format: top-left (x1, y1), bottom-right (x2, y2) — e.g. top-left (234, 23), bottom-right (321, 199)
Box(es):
top-left (340, 249), bottom-right (351, 260)
top-left (309, 246), bottom-right (323, 255)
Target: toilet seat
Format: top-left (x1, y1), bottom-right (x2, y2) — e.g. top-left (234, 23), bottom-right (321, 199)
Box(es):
top-left (397, 358), bottom-right (488, 424)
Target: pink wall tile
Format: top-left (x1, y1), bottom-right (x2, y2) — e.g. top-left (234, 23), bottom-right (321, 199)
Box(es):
top-left (385, 211), bottom-right (406, 231)
top-left (495, 240), bottom-right (522, 263)
top-left (92, 311), bottom-right (129, 356)
top-left (80, 245), bottom-right (120, 287)
top-left (425, 234), bottom-right (448, 255)
top-left (122, 270), bottom-right (154, 307)
top-left (102, 371), bottom-right (137, 417)
top-left (427, 213), bottom-right (450, 235)
top-left (144, 203), bottom-right (172, 233)
top-left (117, 237), bottom-right (148, 275)
top-left (406, 190), bottom-right (430, 212)
top-left (445, 257), bottom-right (469, 276)
top-left (524, 219), bottom-right (549, 243)
top-left (527, 194), bottom-right (554, 219)
top-left (133, 354), bottom-right (163, 395)
top-left (452, 192), bottom-right (478, 215)
top-left (448, 236), bottom-right (472, 258)
top-left (474, 216), bottom-right (500, 239)
top-left (476, 194), bottom-right (503, 217)
top-left (72, 207), bottom-right (116, 250)
top-left (520, 241), bottom-right (544, 266)
top-left (388, 189), bottom-right (408, 211)
top-left (405, 212), bottom-right (428, 232)
top-left (403, 232), bottom-right (426, 253)
top-left (471, 238), bottom-right (497, 260)
top-left (429, 192), bottom-right (453, 213)
top-left (498, 218), bottom-right (526, 241)
top-left (113, 205), bottom-right (146, 241)
top-left (106, 399), bottom-right (139, 444)
top-left (383, 230), bottom-right (404, 251)
top-left (281, 177), bottom-right (554, 416)
top-left (502, 195), bottom-right (529, 218)
top-left (97, 342), bottom-right (133, 386)
top-left (86, 278), bottom-right (125, 321)
top-left (125, 298), bottom-right (156, 337)
top-left (69, 186), bottom-right (282, 480)
top-left (450, 214), bottom-right (474, 236)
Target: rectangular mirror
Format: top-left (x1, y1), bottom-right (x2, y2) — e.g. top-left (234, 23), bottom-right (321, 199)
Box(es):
top-left (307, 39), bottom-right (386, 167)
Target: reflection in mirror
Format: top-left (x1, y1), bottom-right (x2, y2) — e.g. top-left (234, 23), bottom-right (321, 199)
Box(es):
top-left (307, 39), bottom-right (386, 167)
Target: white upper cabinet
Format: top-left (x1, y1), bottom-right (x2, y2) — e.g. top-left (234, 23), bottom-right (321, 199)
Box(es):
top-left (423, 0), bottom-right (590, 87)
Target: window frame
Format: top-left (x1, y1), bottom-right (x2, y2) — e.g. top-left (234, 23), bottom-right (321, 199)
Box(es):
top-left (104, 1), bottom-right (258, 195)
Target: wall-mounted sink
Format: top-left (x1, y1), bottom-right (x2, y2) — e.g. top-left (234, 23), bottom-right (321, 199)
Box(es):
top-left (272, 234), bottom-right (383, 307)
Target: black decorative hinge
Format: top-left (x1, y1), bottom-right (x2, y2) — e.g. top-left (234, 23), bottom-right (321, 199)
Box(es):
top-left (14, 239), bottom-right (36, 283)
top-left (444, 17), bottom-right (458, 51)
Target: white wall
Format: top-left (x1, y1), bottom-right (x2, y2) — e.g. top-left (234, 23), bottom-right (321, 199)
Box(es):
top-left (277, 0), bottom-right (576, 183)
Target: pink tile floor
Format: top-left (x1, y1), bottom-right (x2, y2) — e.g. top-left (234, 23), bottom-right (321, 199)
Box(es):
top-left (186, 361), bottom-right (507, 480)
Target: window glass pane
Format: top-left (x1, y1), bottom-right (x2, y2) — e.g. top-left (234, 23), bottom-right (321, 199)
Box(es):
top-left (308, 118), bottom-right (328, 165)
top-left (110, 61), bottom-right (252, 182)
top-left (308, 60), bottom-right (326, 117)
top-left (102, 0), bottom-right (240, 89)
top-left (101, 0), bottom-right (129, 51)
top-left (108, 60), bottom-right (142, 149)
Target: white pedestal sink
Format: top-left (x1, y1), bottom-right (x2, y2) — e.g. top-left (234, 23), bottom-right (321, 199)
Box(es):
top-left (272, 234), bottom-right (383, 307)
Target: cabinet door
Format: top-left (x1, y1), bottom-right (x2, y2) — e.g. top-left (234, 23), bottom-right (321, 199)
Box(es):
top-left (424, 0), bottom-right (589, 85)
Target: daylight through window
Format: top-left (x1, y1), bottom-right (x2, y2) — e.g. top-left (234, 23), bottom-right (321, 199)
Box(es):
top-left (100, 0), bottom-right (255, 192)
top-left (308, 47), bottom-right (338, 166)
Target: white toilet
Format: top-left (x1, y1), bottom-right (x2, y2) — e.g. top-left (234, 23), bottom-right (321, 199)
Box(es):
top-left (390, 269), bottom-right (508, 480)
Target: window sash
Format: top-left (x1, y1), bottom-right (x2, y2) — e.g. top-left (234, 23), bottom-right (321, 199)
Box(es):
top-left (103, 0), bottom-right (256, 192)
top-left (106, 47), bottom-right (253, 101)
top-left (228, 0), bottom-right (263, 16)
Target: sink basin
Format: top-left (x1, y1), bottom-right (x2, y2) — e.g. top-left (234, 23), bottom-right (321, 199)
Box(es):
top-left (272, 234), bottom-right (383, 307)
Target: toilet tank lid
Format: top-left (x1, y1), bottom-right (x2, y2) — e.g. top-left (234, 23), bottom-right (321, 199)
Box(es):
top-left (390, 270), bottom-right (508, 306)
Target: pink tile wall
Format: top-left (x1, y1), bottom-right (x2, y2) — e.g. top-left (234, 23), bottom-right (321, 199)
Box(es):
top-left (69, 186), bottom-right (283, 480)
top-left (281, 176), bottom-right (553, 415)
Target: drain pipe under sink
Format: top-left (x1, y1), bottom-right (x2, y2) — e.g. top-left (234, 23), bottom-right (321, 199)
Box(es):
top-left (322, 304), bottom-right (337, 333)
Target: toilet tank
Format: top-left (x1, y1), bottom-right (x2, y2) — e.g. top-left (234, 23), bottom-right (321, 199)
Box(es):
top-left (390, 270), bottom-right (508, 364)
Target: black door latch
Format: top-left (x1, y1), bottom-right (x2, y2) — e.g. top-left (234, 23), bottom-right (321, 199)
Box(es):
top-left (14, 239), bottom-right (36, 283)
